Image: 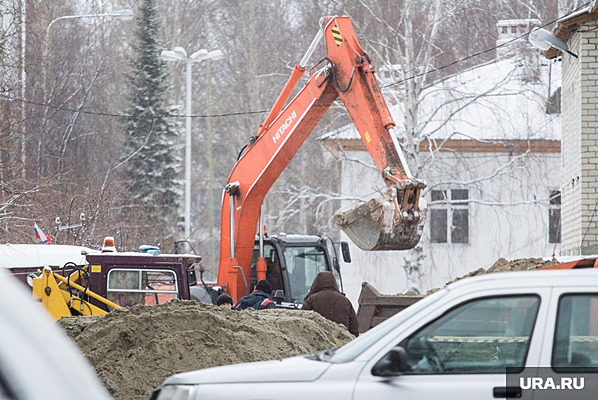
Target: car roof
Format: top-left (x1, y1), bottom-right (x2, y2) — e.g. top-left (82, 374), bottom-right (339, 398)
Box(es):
top-left (445, 268), bottom-right (598, 291)
top-left (0, 244), bottom-right (97, 269)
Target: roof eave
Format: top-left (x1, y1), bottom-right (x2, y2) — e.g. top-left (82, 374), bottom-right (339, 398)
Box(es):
top-left (544, 3), bottom-right (598, 59)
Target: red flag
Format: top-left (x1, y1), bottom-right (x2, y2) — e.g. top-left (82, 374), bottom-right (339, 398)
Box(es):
top-left (34, 223), bottom-right (52, 244)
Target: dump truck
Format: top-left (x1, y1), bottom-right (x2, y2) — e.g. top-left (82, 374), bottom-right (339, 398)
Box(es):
top-left (356, 282), bottom-right (423, 334)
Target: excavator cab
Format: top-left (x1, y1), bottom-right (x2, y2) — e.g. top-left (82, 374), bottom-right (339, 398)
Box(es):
top-left (250, 235), bottom-right (346, 308)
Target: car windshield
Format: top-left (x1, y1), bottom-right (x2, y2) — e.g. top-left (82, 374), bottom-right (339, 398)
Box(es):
top-left (327, 288), bottom-right (448, 363)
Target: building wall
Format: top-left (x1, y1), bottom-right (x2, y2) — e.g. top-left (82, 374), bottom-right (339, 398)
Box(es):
top-left (337, 148), bottom-right (561, 307)
top-left (561, 20), bottom-right (598, 255)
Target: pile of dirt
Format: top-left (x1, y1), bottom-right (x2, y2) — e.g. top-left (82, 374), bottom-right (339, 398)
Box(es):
top-left (374, 258), bottom-right (562, 297)
top-left (58, 300), bottom-right (354, 400)
top-left (486, 257), bottom-right (559, 272)
top-left (437, 257), bottom-right (560, 290)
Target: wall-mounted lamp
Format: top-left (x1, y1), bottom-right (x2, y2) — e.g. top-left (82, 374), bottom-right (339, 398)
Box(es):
top-left (529, 27), bottom-right (578, 58)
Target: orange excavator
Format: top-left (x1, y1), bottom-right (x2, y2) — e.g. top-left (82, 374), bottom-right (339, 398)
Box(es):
top-left (217, 16), bottom-right (426, 303)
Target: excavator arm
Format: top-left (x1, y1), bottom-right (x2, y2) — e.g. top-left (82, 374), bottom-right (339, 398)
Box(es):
top-left (218, 16), bottom-right (426, 301)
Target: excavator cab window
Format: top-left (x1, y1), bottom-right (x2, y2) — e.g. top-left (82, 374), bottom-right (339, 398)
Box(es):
top-left (283, 246), bottom-right (329, 303)
top-left (250, 244), bottom-right (284, 295)
top-left (251, 241), bottom-right (332, 304)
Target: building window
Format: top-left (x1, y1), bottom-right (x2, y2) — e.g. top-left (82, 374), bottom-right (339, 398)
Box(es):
top-left (430, 189), bottom-right (469, 244)
top-left (546, 87), bottom-right (561, 114)
top-left (549, 190), bottom-right (561, 244)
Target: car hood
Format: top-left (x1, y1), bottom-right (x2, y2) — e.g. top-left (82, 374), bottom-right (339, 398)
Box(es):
top-left (163, 355), bottom-right (330, 385)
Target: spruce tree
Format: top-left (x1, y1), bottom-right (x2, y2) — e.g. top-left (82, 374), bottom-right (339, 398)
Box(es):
top-left (121, 0), bottom-right (181, 240)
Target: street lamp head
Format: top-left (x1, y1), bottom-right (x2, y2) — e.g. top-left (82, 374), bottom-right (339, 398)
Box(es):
top-left (207, 49), bottom-right (224, 61)
top-left (190, 49), bottom-right (224, 62)
top-left (529, 27), bottom-right (578, 58)
top-left (190, 49), bottom-right (209, 61)
top-left (161, 50), bottom-right (185, 62)
top-left (162, 47), bottom-right (223, 63)
top-left (109, 9), bottom-right (134, 20)
top-left (173, 47), bottom-right (188, 59)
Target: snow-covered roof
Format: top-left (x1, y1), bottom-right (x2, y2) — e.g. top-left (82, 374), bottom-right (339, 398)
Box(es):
top-left (0, 244), bottom-right (98, 269)
top-left (320, 53), bottom-right (561, 144)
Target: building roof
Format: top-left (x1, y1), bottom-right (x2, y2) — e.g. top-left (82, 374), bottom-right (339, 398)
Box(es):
top-left (545, 3), bottom-right (598, 59)
top-left (320, 53), bottom-right (561, 152)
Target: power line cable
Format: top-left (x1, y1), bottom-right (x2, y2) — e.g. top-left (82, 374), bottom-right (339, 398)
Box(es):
top-left (1, 3), bottom-right (590, 120)
top-left (0, 92), bottom-right (268, 119)
top-left (381, 3), bottom-right (591, 88)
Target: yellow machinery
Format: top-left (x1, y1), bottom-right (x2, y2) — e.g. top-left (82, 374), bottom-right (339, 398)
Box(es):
top-left (31, 266), bottom-right (121, 321)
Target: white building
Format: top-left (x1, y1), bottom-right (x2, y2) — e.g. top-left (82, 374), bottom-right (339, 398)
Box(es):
top-left (541, 4), bottom-right (598, 257)
top-left (320, 20), bottom-right (562, 306)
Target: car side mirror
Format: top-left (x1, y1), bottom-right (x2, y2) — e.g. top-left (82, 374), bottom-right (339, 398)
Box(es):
top-left (371, 346), bottom-right (408, 377)
top-left (340, 241), bottom-right (351, 263)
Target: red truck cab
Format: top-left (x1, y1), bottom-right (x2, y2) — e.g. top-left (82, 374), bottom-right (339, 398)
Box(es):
top-left (84, 251), bottom-right (202, 311)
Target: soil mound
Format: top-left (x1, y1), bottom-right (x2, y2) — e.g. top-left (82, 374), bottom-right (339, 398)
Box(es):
top-left (425, 257), bottom-right (559, 295)
top-left (59, 300), bottom-right (354, 400)
top-left (486, 257), bottom-right (559, 273)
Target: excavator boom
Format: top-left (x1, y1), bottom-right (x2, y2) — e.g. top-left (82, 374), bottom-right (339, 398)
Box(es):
top-left (218, 16), bottom-right (426, 301)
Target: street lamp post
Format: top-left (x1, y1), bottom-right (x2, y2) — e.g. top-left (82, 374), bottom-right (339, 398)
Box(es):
top-left (42, 9), bottom-right (133, 101)
top-left (161, 47), bottom-right (223, 240)
top-left (45, 9), bottom-right (134, 46)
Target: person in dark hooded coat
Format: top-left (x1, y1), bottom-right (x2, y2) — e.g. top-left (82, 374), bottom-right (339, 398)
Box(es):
top-left (302, 271), bottom-right (359, 336)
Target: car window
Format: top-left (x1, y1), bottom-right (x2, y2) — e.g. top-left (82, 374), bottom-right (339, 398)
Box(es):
top-left (107, 268), bottom-right (178, 307)
top-left (329, 288), bottom-right (450, 363)
top-left (398, 295), bottom-right (539, 374)
top-left (553, 294), bottom-right (598, 372)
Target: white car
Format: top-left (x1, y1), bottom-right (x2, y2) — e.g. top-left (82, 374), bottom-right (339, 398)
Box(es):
top-left (0, 269), bottom-right (111, 400)
top-left (151, 269), bottom-right (598, 400)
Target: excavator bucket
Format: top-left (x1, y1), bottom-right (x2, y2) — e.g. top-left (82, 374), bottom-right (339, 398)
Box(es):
top-left (333, 197), bottom-right (424, 251)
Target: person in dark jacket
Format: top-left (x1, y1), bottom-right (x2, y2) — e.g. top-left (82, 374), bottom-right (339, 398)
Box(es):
top-left (302, 271), bottom-right (359, 336)
top-left (234, 280), bottom-right (277, 310)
